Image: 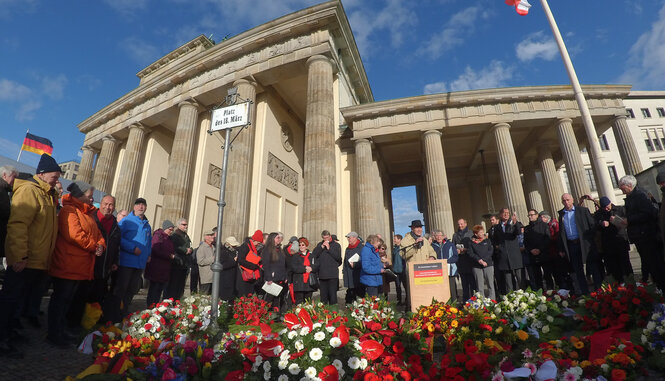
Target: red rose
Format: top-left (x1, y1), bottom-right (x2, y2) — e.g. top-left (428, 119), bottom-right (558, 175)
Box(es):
top-left (225, 370), bottom-right (244, 381)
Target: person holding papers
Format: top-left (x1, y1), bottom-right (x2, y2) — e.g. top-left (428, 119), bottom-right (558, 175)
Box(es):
top-left (289, 238), bottom-right (319, 305)
top-left (261, 232), bottom-right (288, 319)
top-left (343, 232), bottom-right (363, 304)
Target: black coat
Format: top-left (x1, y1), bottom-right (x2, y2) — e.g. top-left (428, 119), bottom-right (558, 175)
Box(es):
top-left (491, 220), bottom-right (524, 271)
top-left (343, 243), bottom-right (362, 288)
top-left (453, 228), bottom-right (474, 274)
top-left (524, 220), bottom-right (551, 263)
top-left (289, 251), bottom-right (320, 292)
top-left (220, 245), bottom-right (238, 269)
top-left (170, 230), bottom-right (193, 270)
top-left (625, 186), bottom-right (659, 243)
top-left (311, 240), bottom-right (342, 279)
top-left (468, 238), bottom-right (494, 268)
top-left (261, 247), bottom-right (288, 282)
top-left (0, 177), bottom-right (11, 258)
top-left (594, 205), bottom-right (629, 251)
top-left (93, 212), bottom-right (121, 279)
top-left (558, 205), bottom-right (596, 263)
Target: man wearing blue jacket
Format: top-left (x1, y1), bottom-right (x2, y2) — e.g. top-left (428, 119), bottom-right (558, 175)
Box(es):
top-left (111, 198), bottom-right (152, 319)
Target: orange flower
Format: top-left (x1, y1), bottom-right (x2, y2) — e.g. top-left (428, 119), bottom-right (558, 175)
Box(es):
top-left (611, 368), bottom-right (627, 381)
top-left (516, 330), bottom-right (529, 341)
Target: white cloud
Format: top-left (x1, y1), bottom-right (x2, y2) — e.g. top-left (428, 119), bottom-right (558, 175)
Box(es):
top-left (0, 137), bottom-right (20, 159)
top-left (618, 4), bottom-right (665, 89)
top-left (515, 31), bottom-right (558, 62)
top-left (417, 6), bottom-right (491, 59)
top-left (121, 37), bottom-right (161, 66)
top-left (346, 0), bottom-right (417, 58)
top-left (17, 100), bottom-right (41, 121)
top-left (0, 0), bottom-right (37, 18)
top-left (41, 74), bottom-right (68, 100)
top-left (77, 74), bottom-right (102, 91)
top-left (423, 60), bottom-right (513, 94)
top-left (0, 78), bottom-right (31, 100)
top-left (103, 0), bottom-right (149, 16)
top-left (193, 0), bottom-right (317, 31)
top-left (0, 78), bottom-right (44, 120)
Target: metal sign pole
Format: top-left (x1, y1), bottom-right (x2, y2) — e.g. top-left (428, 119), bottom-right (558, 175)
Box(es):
top-left (210, 126), bottom-right (232, 321)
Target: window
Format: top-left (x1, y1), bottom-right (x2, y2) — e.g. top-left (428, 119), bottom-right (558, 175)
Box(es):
top-left (608, 166), bottom-right (619, 188)
top-left (75, 164), bottom-right (80, 171)
top-left (72, 174), bottom-right (77, 180)
top-left (658, 107), bottom-right (665, 117)
top-left (643, 130), bottom-right (654, 151)
top-left (627, 109), bottom-right (635, 118)
top-left (651, 128), bottom-right (663, 150)
top-left (585, 168), bottom-right (597, 192)
top-left (642, 108), bottom-right (652, 118)
top-left (599, 134), bottom-right (610, 151)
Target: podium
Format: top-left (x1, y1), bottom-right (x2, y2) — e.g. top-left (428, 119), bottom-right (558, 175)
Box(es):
top-left (407, 259), bottom-right (450, 312)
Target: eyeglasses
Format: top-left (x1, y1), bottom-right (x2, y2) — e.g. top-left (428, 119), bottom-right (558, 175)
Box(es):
top-left (379, 248), bottom-right (386, 251)
top-left (528, 213), bottom-right (537, 216)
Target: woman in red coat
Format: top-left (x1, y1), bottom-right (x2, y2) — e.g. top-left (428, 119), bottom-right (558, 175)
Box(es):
top-left (48, 181), bottom-right (105, 347)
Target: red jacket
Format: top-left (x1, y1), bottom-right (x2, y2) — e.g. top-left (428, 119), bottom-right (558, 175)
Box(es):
top-left (49, 194), bottom-right (106, 280)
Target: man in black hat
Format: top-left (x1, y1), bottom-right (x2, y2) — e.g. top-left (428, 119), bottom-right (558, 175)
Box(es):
top-left (401, 220), bottom-right (436, 263)
top-left (0, 154), bottom-right (61, 357)
top-left (594, 196), bottom-right (631, 283)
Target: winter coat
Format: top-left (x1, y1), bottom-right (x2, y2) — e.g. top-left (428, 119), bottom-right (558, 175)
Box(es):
top-left (289, 250), bottom-right (320, 292)
top-left (624, 186), bottom-right (659, 243)
top-left (400, 231), bottom-right (436, 263)
top-left (170, 229), bottom-right (193, 270)
top-left (432, 239), bottom-right (458, 276)
top-left (343, 241), bottom-right (362, 289)
top-left (660, 187), bottom-right (665, 245)
top-left (237, 239), bottom-right (261, 282)
top-left (0, 177), bottom-right (11, 258)
top-left (311, 240), bottom-right (342, 279)
top-left (594, 205), bottom-right (629, 252)
top-left (359, 242), bottom-right (383, 287)
top-left (453, 228), bottom-right (474, 275)
top-left (144, 229), bottom-right (174, 283)
top-left (5, 176), bottom-right (58, 269)
top-left (220, 244), bottom-right (238, 270)
top-left (557, 205), bottom-right (596, 263)
top-left (491, 220), bottom-right (524, 271)
top-left (49, 194), bottom-right (106, 280)
top-left (261, 247), bottom-right (288, 282)
top-left (118, 212), bottom-right (152, 269)
top-left (93, 211), bottom-right (121, 279)
top-left (524, 220), bottom-right (551, 264)
top-left (468, 238), bottom-right (494, 268)
top-left (197, 242), bottom-right (215, 284)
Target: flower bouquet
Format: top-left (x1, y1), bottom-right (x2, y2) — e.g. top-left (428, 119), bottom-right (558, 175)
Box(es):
top-left (493, 288), bottom-right (561, 340)
top-left (643, 303), bottom-right (665, 371)
top-left (232, 294), bottom-right (273, 326)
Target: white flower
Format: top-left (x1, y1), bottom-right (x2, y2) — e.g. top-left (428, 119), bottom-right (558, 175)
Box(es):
top-left (312, 323), bottom-right (322, 329)
top-left (295, 340), bottom-right (304, 351)
top-left (546, 315), bottom-right (554, 323)
top-left (254, 355), bottom-right (263, 366)
top-left (642, 334), bottom-right (648, 344)
top-left (278, 359), bottom-right (289, 369)
top-left (348, 357), bottom-right (360, 369)
top-left (278, 375), bottom-right (289, 381)
top-left (647, 321), bottom-right (657, 330)
top-left (542, 325), bottom-right (550, 334)
top-left (329, 337), bottom-right (342, 348)
top-left (279, 328), bottom-right (288, 335)
top-left (359, 358), bottom-right (368, 370)
top-left (309, 347), bottom-right (323, 361)
top-left (280, 350), bottom-right (291, 361)
top-left (326, 326), bottom-right (336, 333)
top-left (288, 331), bottom-right (298, 340)
top-left (314, 332), bottom-right (326, 341)
top-left (562, 300), bottom-right (569, 307)
top-left (263, 361), bottom-right (271, 371)
top-left (300, 327), bottom-right (310, 336)
top-left (332, 359), bottom-right (343, 370)
top-left (600, 363), bottom-right (609, 372)
top-left (263, 372), bottom-right (271, 380)
top-left (305, 367), bottom-right (317, 378)
top-left (288, 363), bottom-right (301, 375)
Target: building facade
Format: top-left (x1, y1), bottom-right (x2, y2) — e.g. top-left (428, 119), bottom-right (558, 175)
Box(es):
top-left (76, 1), bottom-right (643, 243)
top-left (58, 160), bottom-right (80, 181)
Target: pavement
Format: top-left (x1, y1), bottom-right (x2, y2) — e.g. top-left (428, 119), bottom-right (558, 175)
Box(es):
top-left (0, 248), bottom-right (651, 380)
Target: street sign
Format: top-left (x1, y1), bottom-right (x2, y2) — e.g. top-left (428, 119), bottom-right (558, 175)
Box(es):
top-left (210, 101), bottom-right (250, 131)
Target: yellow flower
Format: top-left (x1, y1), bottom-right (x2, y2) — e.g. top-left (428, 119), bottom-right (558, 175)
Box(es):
top-left (580, 360), bottom-right (591, 368)
top-left (423, 311), bottom-right (430, 317)
top-left (517, 330), bottom-right (529, 341)
top-left (435, 310), bottom-right (444, 318)
top-left (427, 323), bottom-right (435, 332)
top-left (451, 320), bottom-right (459, 328)
top-left (483, 338), bottom-right (494, 347)
top-left (574, 341), bottom-right (584, 349)
top-left (496, 326), bottom-right (503, 334)
top-left (450, 307), bottom-right (458, 313)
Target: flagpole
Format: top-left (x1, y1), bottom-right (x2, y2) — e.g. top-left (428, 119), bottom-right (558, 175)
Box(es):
top-left (539, 0), bottom-right (615, 202)
top-left (16, 129), bottom-right (28, 162)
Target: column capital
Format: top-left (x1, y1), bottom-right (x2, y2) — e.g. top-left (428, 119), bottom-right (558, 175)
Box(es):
top-left (232, 78), bottom-right (257, 89)
top-left (353, 137), bottom-right (372, 146)
top-left (129, 122), bottom-right (149, 133)
top-left (80, 145), bottom-right (98, 153)
top-left (306, 54), bottom-right (333, 68)
top-left (178, 98), bottom-right (200, 109)
top-left (490, 122), bottom-right (511, 132)
top-left (611, 114), bottom-right (628, 125)
top-left (422, 129), bottom-right (442, 139)
top-left (102, 135), bottom-right (119, 144)
top-left (556, 117), bottom-right (573, 125)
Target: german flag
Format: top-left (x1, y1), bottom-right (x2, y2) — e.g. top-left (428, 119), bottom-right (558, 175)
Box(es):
top-left (21, 133), bottom-right (54, 156)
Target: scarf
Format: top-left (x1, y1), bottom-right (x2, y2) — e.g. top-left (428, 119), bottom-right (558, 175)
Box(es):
top-left (348, 240), bottom-right (360, 249)
top-left (301, 251), bottom-right (311, 283)
top-left (97, 210), bottom-right (114, 235)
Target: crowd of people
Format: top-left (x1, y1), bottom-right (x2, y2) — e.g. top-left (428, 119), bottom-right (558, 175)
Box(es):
top-left (2, 153), bottom-right (665, 362)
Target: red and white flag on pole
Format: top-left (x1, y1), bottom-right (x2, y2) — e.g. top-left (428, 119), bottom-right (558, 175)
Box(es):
top-left (505, 0), bottom-right (531, 16)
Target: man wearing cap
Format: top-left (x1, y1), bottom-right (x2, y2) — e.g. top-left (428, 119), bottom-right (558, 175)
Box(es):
top-left (0, 154), bottom-right (60, 358)
top-left (620, 175), bottom-right (665, 291)
top-left (196, 230), bottom-right (216, 295)
top-left (219, 236), bottom-right (240, 302)
top-left (112, 197), bottom-right (152, 319)
top-left (343, 231), bottom-right (363, 304)
top-left (593, 197), bottom-right (631, 283)
top-left (237, 230), bottom-right (264, 296)
top-left (164, 218), bottom-right (193, 301)
top-left (312, 230), bottom-right (342, 305)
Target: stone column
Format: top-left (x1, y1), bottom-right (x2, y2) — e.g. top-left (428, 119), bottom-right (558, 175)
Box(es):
top-left (92, 136), bottom-right (120, 194)
top-left (162, 99), bottom-right (200, 223)
top-left (537, 142), bottom-right (565, 215)
top-left (422, 130), bottom-right (454, 236)
top-left (77, 146), bottom-right (97, 184)
top-left (611, 115), bottom-right (643, 176)
top-left (491, 123), bottom-right (528, 223)
top-left (302, 55), bottom-right (336, 240)
top-left (556, 118), bottom-right (591, 202)
top-left (522, 161), bottom-right (544, 213)
top-left (221, 79), bottom-right (257, 240)
top-left (115, 123), bottom-right (149, 211)
top-left (354, 139), bottom-right (381, 238)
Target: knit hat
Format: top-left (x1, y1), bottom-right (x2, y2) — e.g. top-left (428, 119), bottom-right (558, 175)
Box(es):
top-left (67, 181), bottom-right (93, 198)
top-left (36, 154), bottom-right (62, 174)
top-left (599, 196), bottom-right (612, 209)
top-left (162, 220), bottom-right (175, 230)
top-left (251, 229), bottom-right (264, 242)
top-left (288, 236), bottom-right (299, 243)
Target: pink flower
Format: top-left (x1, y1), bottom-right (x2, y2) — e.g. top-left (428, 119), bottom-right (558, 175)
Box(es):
top-left (161, 368), bottom-right (177, 380)
top-left (522, 348), bottom-right (533, 359)
top-left (564, 371), bottom-right (576, 381)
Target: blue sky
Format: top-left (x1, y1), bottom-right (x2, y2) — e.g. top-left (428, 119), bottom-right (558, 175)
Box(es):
top-left (1, 0), bottom-right (664, 234)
